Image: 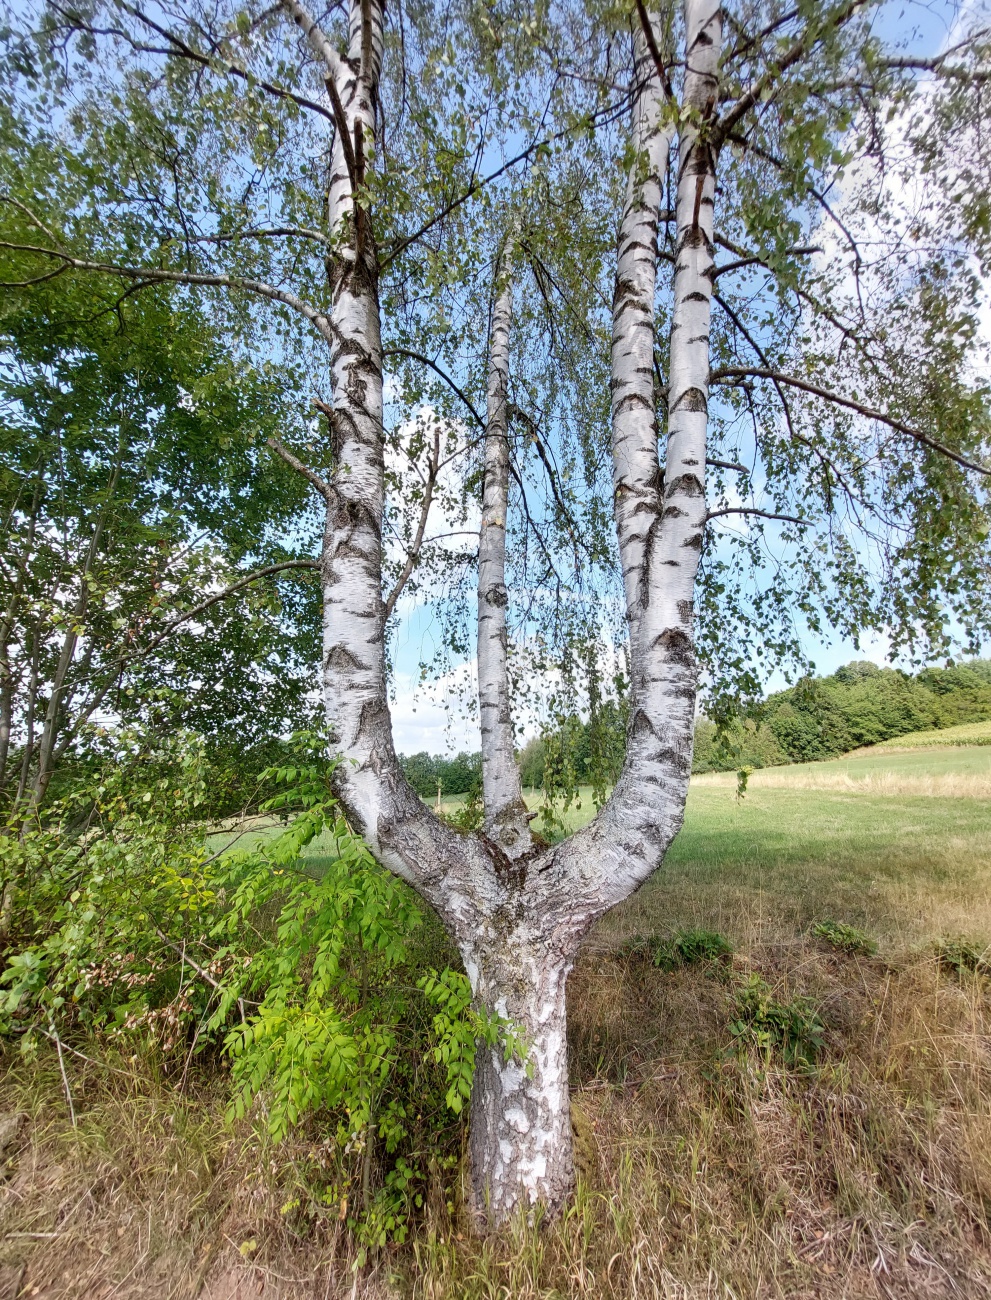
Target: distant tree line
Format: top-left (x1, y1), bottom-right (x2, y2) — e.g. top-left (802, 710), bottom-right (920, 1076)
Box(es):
top-left (400, 661), bottom-right (991, 794)
top-left (399, 751), bottom-right (483, 798)
top-left (697, 660), bottom-right (991, 770)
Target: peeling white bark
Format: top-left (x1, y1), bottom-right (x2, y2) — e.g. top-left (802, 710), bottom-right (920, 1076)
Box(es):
top-left (296, 0), bottom-right (718, 1230)
top-left (478, 259), bottom-right (532, 860)
top-left (611, 23), bottom-right (675, 670)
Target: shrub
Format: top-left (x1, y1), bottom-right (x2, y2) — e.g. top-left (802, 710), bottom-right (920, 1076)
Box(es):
top-left (0, 730), bottom-right (516, 1253)
top-left (623, 927), bottom-right (733, 974)
top-left (728, 973), bottom-right (825, 1067)
top-left (811, 919), bottom-right (877, 955)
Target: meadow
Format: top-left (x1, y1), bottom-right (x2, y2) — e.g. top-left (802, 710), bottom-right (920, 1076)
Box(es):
top-left (2, 742), bottom-right (990, 1298)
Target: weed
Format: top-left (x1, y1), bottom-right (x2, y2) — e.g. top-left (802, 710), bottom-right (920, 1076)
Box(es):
top-left (811, 919), bottom-right (877, 955)
top-left (728, 972), bottom-right (826, 1067)
top-left (933, 936), bottom-right (991, 977)
top-left (440, 787), bottom-right (484, 833)
top-left (622, 926), bottom-right (733, 974)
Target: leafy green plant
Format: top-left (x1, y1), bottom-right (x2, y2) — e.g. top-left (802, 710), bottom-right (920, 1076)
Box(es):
top-left (811, 920), bottom-right (877, 956)
top-left (440, 787), bottom-right (485, 833)
top-left (0, 730), bottom-right (512, 1252)
top-left (623, 927), bottom-right (733, 974)
top-left (933, 937), bottom-right (991, 978)
top-left (728, 973), bottom-right (825, 1068)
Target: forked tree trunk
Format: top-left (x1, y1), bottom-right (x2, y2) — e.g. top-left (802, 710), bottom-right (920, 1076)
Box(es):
top-left (285, 0), bottom-right (717, 1230)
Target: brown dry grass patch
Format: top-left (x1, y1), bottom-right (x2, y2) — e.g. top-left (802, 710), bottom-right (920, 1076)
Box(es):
top-left (3, 932), bottom-right (989, 1299)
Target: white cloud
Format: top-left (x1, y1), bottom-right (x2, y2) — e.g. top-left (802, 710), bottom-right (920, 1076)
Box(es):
top-left (389, 662), bottom-right (480, 755)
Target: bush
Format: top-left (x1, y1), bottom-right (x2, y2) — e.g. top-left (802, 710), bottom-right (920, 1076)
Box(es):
top-left (811, 920), bottom-right (877, 956)
top-left (0, 730), bottom-right (516, 1253)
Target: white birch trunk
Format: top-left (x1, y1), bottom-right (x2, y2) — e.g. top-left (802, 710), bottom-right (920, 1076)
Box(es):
top-left (466, 938), bottom-right (573, 1222)
top-left (611, 24), bottom-right (675, 670)
top-left (477, 260), bottom-right (532, 859)
top-left (288, 0), bottom-right (720, 1229)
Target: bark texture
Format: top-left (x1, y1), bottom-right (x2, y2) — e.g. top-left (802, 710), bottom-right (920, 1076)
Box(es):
top-left (477, 260), bottom-right (532, 860)
top-left (291, 0), bottom-right (717, 1229)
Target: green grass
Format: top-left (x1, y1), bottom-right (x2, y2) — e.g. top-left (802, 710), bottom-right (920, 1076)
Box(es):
top-left (217, 745), bottom-right (991, 957)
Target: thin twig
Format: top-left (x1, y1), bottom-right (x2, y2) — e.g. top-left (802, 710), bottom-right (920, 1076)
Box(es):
top-left (49, 1020), bottom-right (77, 1128)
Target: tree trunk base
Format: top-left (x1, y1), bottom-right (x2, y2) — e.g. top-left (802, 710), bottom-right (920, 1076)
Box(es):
top-left (466, 946), bottom-right (574, 1227)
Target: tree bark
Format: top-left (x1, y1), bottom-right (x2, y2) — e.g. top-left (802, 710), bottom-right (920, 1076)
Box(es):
top-left (477, 254), bottom-right (532, 859)
top-left (284, 0), bottom-right (717, 1231)
top-left (466, 937), bottom-right (574, 1222)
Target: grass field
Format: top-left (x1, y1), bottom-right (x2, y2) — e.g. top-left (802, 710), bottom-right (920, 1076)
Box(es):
top-left (858, 718), bottom-right (991, 749)
top-left (3, 744), bottom-right (991, 1297)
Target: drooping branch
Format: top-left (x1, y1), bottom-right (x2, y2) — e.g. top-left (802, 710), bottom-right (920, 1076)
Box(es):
top-left (382, 348), bottom-right (486, 429)
top-left (89, 1), bottom-right (340, 126)
top-left (0, 229), bottom-right (335, 345)
top-left (711, 366), bottom-right (991, 476)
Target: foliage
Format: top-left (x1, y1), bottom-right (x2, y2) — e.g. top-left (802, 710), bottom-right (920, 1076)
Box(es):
top-left (811, 920), bottom-right (877, 956)
top-left (728, 974), bottom-right (826, 1068)
top-left (399, 751), bottom-right (481, 799)
top-left (623, 928), bottom-right (734, 975)
top-left (439, 788), bottom-right (485, 833)
top-left (694, 659), bottom-right (991, 772)
top-left (0, 734), bottom-right (512, 1249)
top-left (933, 937), bottom-right (991, 979)
top-left (0, 228), bottom-right (321, 814)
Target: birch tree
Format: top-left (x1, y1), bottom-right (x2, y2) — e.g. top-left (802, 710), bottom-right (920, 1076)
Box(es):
top-left (2, 0), bottom-right (989, 1226)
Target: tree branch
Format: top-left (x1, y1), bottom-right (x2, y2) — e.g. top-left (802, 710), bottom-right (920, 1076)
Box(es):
top-left (383, 423), bottom-right (441, 620)
top-left (104, 1), bottom-right (339, 126)
top-left (0, 227), bottom-right (334, 344)
top-left (711, 366), bottom-right (991, 476)
top-left (382, 348), bottom-right (485, 428)
top-left (714, 0), bottom-right (869, 146)
top-left (279, 0), bottom-right (347, 82)
top-left (707, 507), bottom-right (813, 526)
top-left (267, 436), bottom-right (336, 502)
top-left (635, 0), bottom-right (676, 101)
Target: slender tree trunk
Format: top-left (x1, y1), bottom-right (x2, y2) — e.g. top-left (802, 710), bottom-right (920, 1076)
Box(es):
top-left (477, 255), bottom-right (532, 859)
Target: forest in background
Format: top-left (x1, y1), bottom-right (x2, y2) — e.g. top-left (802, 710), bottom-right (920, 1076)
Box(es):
top-left (402, 659), bottom-right (991, 795)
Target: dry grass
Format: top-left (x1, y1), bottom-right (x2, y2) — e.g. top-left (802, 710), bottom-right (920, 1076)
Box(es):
top-left (695, 766), bottom-right (991, 799)
top-left (0, 1047), bottom-right (394, 1299)
top-left (411, 938), bottom-right (991, 1299)
top-left (3, 933), bottom-right (990, 1298)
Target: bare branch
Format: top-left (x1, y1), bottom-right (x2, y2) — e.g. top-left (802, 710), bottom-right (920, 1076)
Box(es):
top-left (635, 0), bottom-right (676, 101)
top-left (708, 457), bottom-right (750, 474)
top-left (383, 423), bottom-right (440, 619)
top-left (707, 507), bottom-right (813, 526)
